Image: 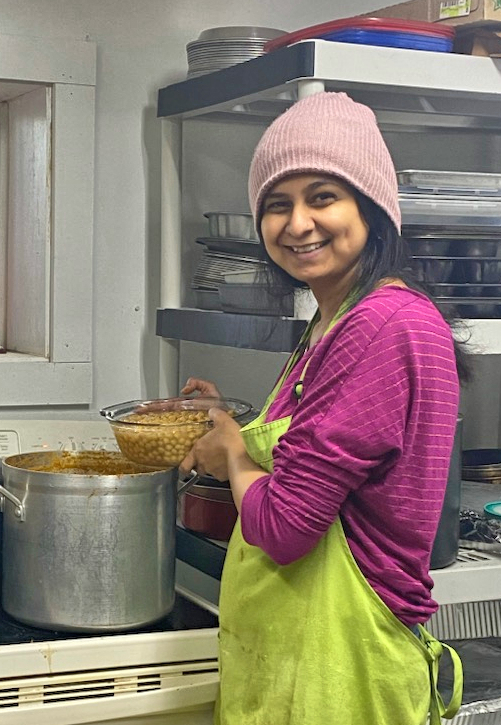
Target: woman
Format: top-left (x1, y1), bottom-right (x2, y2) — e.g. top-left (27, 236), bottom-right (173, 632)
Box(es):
top-left (180, 92), bottom-right (465, 725)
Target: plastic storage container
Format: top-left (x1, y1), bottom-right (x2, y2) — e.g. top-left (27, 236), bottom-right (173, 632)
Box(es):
top-left (322, 28), bottom-right (452, 52)
top-left (264, 16), bottom-right (455, 53)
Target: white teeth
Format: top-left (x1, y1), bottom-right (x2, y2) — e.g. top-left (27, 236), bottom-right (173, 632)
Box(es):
top-left (291, 242), bottom-right (324, 254)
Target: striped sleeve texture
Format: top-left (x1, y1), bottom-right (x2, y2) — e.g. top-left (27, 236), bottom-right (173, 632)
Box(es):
top-left (240, 286), bottom-right (460, 626)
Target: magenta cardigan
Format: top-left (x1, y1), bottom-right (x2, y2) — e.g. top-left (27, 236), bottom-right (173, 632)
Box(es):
top-left (241, 286), bottom-right (460, 626)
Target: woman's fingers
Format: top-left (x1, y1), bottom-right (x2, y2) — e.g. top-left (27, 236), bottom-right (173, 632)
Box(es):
top-left (179, 448), bottom-right (197, 477)
top-left (181, 377), bottom-right (221, 398)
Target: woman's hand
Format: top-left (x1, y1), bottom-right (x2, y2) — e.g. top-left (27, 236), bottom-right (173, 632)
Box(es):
top-left (181, 377), bottom-right (222, 398)
top-left (180, 407), bottom-right (268, 513)
top-left (180, 407), bottom-right (245, 481)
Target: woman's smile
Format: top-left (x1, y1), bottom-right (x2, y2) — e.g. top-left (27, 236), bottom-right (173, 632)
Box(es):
top-left (285, 239), bottom-right (330, 255)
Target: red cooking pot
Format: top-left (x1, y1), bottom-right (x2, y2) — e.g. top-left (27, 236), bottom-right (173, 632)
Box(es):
top-left (178, 473), bottom-right (238, 541)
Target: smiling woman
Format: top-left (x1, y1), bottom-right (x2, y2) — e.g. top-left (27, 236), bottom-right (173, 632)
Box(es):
top-left (184, 92), bottom-right (466, 725)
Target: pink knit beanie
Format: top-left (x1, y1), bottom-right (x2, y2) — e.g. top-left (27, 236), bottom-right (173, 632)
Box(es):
top-left (248, 92), bottom-right (401, 233)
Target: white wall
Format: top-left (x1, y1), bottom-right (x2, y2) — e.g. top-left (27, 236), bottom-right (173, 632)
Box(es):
top-left (0, 0), bottom-right (399, 417)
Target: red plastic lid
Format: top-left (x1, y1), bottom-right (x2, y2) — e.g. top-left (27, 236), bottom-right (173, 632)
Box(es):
top-left (264, 16), bottom-right (455, 53)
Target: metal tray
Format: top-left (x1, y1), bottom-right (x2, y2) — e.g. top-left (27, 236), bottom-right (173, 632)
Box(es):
top-left (400, 195), bottom-right (501, 229)
top-left (398, 170), bottom-right (501, 196)
top-left (192, 287), bottom-right (222, 311)
top-left (196, 237), bottom-right (260, 258)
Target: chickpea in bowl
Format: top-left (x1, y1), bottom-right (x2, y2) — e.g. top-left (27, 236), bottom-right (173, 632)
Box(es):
top-left (100, 397), bottom-right (252, 469)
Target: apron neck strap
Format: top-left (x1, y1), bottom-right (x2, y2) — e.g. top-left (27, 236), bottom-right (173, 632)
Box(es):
top-left (285, 289), bottom-right (358, 404)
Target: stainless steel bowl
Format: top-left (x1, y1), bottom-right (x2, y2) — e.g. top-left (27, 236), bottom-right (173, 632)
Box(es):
top-left (204, 212), bottom-right (258, 241)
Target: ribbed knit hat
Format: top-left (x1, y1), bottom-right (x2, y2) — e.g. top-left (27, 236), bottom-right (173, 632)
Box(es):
top-left (248, 92), bottom-right (401, 233)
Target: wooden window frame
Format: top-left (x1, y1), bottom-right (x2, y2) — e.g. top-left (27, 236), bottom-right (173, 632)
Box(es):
top-left (0, 35), bottom-right (95, 406)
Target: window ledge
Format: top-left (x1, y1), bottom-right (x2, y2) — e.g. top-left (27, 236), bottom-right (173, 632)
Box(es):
top-left (0, 352), bottom-right (48, 362)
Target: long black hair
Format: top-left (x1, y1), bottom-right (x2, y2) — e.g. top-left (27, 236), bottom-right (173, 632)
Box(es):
top-left (255, 188), bottom-right (472, 384)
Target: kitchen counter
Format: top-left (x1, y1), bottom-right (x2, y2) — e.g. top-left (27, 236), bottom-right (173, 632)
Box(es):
top-left (432, 480), bottom-right (501, 605)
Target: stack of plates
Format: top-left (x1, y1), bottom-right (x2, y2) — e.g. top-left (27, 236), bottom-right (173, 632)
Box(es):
top-left (463, 450), bottom-right (501, 484)
top-left (191, 251), bottom-right (267, 312)
top-left (192, 251), bottom-right (266, 290)
top-left (186, 26), bottom-right (286, 78)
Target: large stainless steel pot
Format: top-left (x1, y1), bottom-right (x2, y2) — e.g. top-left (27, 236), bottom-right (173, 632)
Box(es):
top-left (0, 451), bottom-right (177, 632)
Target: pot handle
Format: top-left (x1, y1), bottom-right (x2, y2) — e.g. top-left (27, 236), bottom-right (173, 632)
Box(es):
top-left (177, 469), bottom-right (200, 497)
top-left (0, 484), bottom-right (25, 521)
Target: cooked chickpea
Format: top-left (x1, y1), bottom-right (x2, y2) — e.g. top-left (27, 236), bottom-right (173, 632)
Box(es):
top-left (112, 409), bottom-right (220, 468)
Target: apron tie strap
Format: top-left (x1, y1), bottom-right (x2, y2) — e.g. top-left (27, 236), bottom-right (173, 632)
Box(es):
top-left (420, 628), bottom-right (463, 724)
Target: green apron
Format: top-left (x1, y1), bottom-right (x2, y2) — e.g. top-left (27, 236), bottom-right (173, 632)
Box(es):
top-left (215, 302), bottom-right (463, 725)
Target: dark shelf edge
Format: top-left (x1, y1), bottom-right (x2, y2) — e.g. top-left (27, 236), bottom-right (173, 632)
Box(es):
top-left (176, 526), bottom-right (226, 580)
top-left (157, 43), bottom-right (315, 118)
top-left (156, 308), bottom-right (306, 353)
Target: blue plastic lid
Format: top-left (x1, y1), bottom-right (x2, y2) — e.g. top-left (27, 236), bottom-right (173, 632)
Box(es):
top-left (322, 28), bottom-right (453, 52)
top-left (484, 501), bottom-right (501, 519)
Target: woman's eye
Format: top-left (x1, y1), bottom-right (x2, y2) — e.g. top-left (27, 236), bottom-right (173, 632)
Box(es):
top-left (264, 200), bottom-right (289, 213)
top-left (311, 192), bottom-right (336, 205)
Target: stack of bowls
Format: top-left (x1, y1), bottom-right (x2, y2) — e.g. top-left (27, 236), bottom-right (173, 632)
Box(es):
top-left (462, 449), bottom-right (501, 484)
top-left (191, 211), bottom-right (267, 311)
top-left (186, 26), bottom-right (286, 78)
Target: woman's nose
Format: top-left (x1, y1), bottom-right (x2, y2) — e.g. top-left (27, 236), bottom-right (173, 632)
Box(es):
top-left (285, 204), bottom-right (315, 237)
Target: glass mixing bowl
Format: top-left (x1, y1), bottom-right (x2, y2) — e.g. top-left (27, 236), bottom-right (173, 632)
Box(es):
top-left (100, 397), bottom-right (252, 469)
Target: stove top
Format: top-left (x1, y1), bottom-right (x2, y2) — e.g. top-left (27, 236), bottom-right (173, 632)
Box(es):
top-left (0, 592), bottom-right (218, 646)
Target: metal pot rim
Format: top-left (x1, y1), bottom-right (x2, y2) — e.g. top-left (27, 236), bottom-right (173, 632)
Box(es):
top-left (3, 450), bottom-right (164, 472)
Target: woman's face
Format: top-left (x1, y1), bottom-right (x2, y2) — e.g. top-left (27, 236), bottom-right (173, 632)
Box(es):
top-left (260, 174), bottom-right (369, 295)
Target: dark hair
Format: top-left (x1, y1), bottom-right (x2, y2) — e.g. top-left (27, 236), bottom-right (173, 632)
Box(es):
top-left (256, 188), bottom-right (472, 384)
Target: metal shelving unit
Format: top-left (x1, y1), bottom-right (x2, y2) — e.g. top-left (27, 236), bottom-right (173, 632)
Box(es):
top-left (158, 39), bottom-right (501, 127)
top-left (157, 39), bottom-right (501, 362)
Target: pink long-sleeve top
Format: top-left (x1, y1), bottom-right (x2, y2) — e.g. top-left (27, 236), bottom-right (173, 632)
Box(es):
top-left (241, 286), bottom-right (460, 626)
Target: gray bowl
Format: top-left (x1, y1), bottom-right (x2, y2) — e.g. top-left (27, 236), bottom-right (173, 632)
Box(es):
top-left (204, 212), bottom-right (258, 241)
